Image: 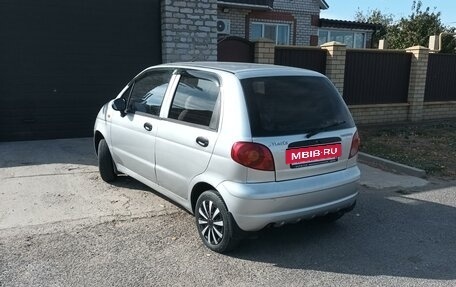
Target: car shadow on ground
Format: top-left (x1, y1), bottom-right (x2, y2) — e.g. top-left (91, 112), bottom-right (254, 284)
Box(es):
top-left (228, 185), bottom-right (456, 281)
top-left (109, 175), bottom-right (192, 213)
top-left (0, 138), bottom-right (97, 168)
top-left (109, 175), bottom-right (152, 192)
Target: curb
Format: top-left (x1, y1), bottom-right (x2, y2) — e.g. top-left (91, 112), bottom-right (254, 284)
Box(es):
top-left (358, 152), bottom-right (427, 178)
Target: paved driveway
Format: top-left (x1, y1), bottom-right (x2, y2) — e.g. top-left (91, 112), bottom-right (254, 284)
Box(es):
top-left (0, 138), bottom-right (455, 286)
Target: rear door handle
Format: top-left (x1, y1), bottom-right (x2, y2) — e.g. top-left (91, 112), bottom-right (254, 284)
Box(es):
top-left (196, 136), bottom-right (209, 147)
top-left (144, 122), bottom-right (153, 131)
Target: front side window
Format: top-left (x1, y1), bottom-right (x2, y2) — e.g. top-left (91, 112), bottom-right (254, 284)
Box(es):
top-left (168, 71), bottom-right (220, 130)
top-left (128, 70), bottom-right (173, 116)
top-left (241, 76), bottom-right (355, 137)
top-left (251, 22), bottom-right (290, 45)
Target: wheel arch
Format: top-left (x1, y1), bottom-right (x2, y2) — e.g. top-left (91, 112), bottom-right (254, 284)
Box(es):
top-left (94, 131), bottom-right (105, 155)
top-left (190, 182), bottom-right (218, 213)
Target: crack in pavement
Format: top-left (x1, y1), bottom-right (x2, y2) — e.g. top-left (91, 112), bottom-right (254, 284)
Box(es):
top-left (0, 209), bottom-right (185, 240)
top-left (1, 171), bottom-right (98, 180)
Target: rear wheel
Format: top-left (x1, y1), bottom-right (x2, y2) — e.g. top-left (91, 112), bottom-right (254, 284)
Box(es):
top-left (195, 190), bottom-right (239, 253)
top-left (97, 139), bottom-right (117, 182)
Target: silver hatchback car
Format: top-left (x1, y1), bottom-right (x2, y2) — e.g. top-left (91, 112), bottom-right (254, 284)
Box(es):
top-left (94, 62), bottom-right (360, 253)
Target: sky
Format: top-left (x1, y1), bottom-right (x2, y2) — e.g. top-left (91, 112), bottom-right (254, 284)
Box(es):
top-left (320, 0), bottom-right (456, 28)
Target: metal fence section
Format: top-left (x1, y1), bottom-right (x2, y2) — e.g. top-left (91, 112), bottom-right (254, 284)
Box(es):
top-left (424, 53), bottom-right (456, 102)
top-left (343, 50), bottom-right (412, 105)
top-left (274, 46), bottom-right (327, 74)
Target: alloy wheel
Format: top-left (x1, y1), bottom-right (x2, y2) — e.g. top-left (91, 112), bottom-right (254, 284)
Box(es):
top-left (197, 200), bottom-right (224, 245)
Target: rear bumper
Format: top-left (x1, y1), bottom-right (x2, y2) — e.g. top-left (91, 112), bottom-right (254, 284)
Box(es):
top-left (216, 166), bottom-right (360, 231)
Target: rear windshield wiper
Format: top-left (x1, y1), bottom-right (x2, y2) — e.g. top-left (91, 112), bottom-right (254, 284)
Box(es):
top-left (305, 120), bottom-right (346, 138)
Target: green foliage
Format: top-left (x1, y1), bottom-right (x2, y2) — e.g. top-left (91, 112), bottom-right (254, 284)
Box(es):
top-left (388, 1), bottom-right (443, 49)
top-left (440, 28), bottom-right (456, 54)
top-left (355, 1), bottom-right (456, 53)
top-left (354, 9), bottom-right (394, 48)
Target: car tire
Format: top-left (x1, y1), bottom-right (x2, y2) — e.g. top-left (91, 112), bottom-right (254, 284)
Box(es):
top-left (195, 190), bottom-right (239, 253)
top-left (98, 139), bottom-right (117, 182)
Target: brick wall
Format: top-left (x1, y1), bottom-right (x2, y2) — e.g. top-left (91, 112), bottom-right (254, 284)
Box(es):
top-left (423, 102), bottom-right (456, 120)
top-left (217, 0), bottom-right (320, 46)
top-left (273, 0), bottom-right (319, 13)
top-left (321, 42), bottom-right (346, 95)
top-left (294, 11), bottom-right (318, 45)
top-left (217, 8), bottom-right (249, 38)
top-left (273, 0), bottom-right (319, 45)
top-left (161, 0), bottom-right (218, 62)
top-left (349, 104), bottom-right (409, 125)
top-left (350, 102), bottom-right (456, 124)
top-left (406, 46), bottom-right (429, 122)
top-left (254, 38), bottom-right (275, 64)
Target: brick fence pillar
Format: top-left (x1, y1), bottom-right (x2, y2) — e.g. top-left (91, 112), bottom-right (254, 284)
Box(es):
top-left (254, 38), bottom-right (275, 64)
top-left (321, 41), bottom-right (347, 95)
top-left (406, 46), bottom-right (429, 122)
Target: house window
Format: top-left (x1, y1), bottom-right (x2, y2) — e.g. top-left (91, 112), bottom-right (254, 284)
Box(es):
top-left (251, 22), bottom-right (290, 45)
top-left (318, 29), bottom-right (366, 48)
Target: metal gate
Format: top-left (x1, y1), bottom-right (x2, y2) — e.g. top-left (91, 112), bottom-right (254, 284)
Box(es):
top-left (217, 36), bottom-right (254, 63)
top-left (275, 46), bottom-right (327, 74)
top-left (0, 0), bottom-right (162, 141)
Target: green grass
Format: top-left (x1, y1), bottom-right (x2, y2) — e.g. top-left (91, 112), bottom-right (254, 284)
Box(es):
top-left (359, 121), bottom-right (456, 178)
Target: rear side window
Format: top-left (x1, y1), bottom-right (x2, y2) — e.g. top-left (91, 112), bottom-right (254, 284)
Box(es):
top-left (168, 72), bottom-right (220, 130)
top-left (241, 76), bottom-right (355, 137)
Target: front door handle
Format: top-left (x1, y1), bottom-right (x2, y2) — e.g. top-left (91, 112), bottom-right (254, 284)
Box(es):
top-left (144, 122), bottom-right (153, 131)
top-left (196, 136), bottom-right (209, 147)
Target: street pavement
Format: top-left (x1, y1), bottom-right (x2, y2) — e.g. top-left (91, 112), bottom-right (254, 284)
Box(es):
top-left (0, 138), bottom-right (455, 287)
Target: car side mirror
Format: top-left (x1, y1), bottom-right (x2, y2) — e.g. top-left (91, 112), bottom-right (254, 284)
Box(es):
top-left (112, 98), bottom-right (127, 117)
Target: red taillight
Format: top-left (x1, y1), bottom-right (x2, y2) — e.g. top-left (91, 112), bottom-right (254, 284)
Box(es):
top-left (349, 131), bottom-right (360, 159)
top-left (231, 142), bottom-right (275, 171)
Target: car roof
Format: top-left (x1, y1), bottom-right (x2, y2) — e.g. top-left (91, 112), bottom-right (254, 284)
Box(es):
top-left (156, 62), bottom-right (324, 79)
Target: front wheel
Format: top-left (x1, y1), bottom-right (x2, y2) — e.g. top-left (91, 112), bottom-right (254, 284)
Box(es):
top-left (97, 139), bottom-right (117, 182)
top-left (195, 190), bottom-right (239, 253)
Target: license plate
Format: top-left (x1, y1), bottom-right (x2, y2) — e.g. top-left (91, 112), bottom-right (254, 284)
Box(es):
top-left (286, 143), bottom-right (342, 165)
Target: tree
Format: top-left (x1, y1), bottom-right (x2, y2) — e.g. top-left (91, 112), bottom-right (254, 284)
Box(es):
top-left (354, 9), bottom-right (394, 48)
top-left (356, 1), bottom-right (456, 53)
top-left (388, 1), bottom-right (444, 49)
top-left (439, 27), bottom-right (456, 54)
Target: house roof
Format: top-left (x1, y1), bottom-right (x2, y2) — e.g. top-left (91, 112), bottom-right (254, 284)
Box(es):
top-left (319, 0), bottom-right (329, 10)
top-left (217, 0), bottom-right (273, 10)
top-left (319, 18), bottom-right (380, 31)
top-left (217, 0), bottom-right (329, 10)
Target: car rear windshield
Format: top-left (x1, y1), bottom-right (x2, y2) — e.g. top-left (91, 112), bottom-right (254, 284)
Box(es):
top-left (241, 76), bottom-right (355, 137)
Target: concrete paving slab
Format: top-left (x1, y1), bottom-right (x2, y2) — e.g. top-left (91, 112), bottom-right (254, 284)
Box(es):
top-left (359, 163), bottom-right (429, 189)
top-left (0, 138), bottom-right (179, 234)
top-left (359, 152), bottom-right (426, 178)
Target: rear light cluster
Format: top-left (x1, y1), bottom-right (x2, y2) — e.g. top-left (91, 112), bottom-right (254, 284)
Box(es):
top-left (231, 142), bottom-right (275, 171)
top-left (349, 131), bottom-right (360, 159)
